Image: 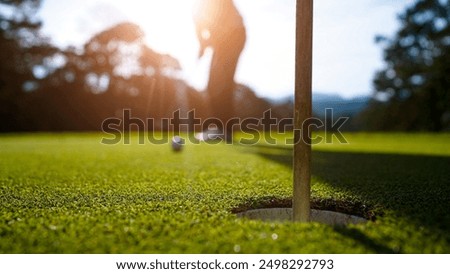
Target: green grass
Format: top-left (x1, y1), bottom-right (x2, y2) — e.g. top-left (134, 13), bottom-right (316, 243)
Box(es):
top-left (0, 132), bottom-right (449, 253)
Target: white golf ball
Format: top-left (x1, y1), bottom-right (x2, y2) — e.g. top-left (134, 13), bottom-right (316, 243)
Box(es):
top-left (171, 136), bottom-right (184, 152)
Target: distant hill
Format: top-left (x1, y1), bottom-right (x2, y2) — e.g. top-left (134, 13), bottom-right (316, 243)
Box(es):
top-left (266, 92), bottom-right (371, 118)
top-left (312, 93), bottom-right (371, 118)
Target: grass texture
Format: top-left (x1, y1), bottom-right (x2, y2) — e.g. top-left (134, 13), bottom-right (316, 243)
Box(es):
top-left (0, 132), bottom-right (449, 253)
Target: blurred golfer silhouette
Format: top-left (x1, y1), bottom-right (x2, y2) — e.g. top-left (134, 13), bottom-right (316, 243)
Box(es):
top-left (193, 0), bottom-right (246, 142)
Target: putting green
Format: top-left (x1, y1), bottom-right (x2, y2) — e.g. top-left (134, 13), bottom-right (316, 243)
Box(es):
top-left (0, 132), bottom-right (449, 253)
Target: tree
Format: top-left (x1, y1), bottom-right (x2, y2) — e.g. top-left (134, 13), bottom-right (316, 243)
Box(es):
top-left (371, 0), bottom-right (450, 131)
top-left (27, 22), bottom-right (189, 131)
top-left (0, 0), bottom-right (57, 131)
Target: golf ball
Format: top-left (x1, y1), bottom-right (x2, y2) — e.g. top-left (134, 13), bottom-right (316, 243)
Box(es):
top-left (171, 136), bottom-right (184, 152)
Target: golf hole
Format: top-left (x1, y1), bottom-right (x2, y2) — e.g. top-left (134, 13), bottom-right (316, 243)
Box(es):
top-left (237, 208), bottom-right (368, 226)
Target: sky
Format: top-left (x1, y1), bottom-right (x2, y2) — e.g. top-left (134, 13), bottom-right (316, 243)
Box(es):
top-left (37, 0), bottom-right (415, 99)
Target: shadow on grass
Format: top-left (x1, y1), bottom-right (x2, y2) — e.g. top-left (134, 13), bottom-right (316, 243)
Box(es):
top-left (237, 143), bottom-right (450, 252)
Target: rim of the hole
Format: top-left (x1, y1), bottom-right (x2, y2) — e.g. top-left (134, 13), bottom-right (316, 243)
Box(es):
top-left (236, 208), bottom-right (369, 226)
top-left (231, 197), bottom-right (380, 222)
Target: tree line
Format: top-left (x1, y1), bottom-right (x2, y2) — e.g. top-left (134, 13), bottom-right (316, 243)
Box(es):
top-left (361, 0), bottom-right (449, 131)
top-left (0, 0), bottom-right (285, 132)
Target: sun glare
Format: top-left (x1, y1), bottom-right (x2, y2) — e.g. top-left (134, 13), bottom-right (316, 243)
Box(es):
top-left (134, 1), bottom-right (197, 54)
top-left (128, 0), bottom-right (205, 87)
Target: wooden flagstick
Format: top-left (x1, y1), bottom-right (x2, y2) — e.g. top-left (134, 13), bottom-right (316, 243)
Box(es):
top-left (293, 0), bottom-right (313, 222)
